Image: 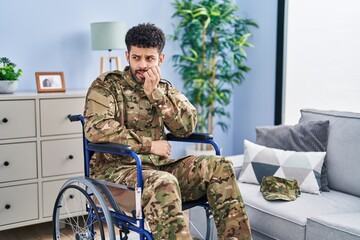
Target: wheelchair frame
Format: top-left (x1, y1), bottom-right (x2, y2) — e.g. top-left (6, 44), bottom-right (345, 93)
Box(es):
top-left (52, 114), bottom-right (220, 240)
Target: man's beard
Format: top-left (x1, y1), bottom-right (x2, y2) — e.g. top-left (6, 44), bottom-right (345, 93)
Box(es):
top-left (129, 65), bottom-right (146, 84)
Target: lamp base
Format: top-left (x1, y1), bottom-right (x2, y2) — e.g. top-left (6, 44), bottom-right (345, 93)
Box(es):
top-left (100, 56), bottom-right (121, 73)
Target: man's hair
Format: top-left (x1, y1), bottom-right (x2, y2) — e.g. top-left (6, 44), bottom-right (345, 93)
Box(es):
top-left (125, 23), bottom-right (165, 53)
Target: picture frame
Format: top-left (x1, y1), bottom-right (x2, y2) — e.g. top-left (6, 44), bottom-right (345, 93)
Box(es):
top-left (35, 72), bottom-right (66, 93)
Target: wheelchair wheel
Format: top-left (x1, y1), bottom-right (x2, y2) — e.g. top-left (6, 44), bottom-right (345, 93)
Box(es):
top-left (52, 177), bottom-right (116, 240)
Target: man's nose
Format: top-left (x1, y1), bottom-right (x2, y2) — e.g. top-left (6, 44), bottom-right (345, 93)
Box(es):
top-left (138, 59), bottom-right (147, 69)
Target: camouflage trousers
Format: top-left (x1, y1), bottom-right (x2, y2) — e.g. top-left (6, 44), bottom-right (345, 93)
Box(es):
top-left (92, 155), bottom-right (252, 239)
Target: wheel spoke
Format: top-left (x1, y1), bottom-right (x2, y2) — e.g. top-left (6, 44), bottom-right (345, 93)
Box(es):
top-left (52, 183), bottom-right (109, 239)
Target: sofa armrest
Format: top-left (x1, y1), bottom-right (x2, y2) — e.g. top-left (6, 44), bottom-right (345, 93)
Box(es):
top-left (225, 154), bottom-right (244, 168)
top-left (225, 154), bottom-right (244, 179)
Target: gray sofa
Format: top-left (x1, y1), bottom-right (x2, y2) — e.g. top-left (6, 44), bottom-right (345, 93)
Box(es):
top-left (191, 109), bottom-right (360, 239)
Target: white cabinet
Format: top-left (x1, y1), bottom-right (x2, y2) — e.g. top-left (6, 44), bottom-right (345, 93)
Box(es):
top-left (0, 100), bottom-right (36, 139)
top-left (0, 142), bottom-right (37, 183)
top-left (40, 98), bottom-right (84, 136)
top-left (42, 179), bottom-right (86, 218)
top-left (0, 184), bottom-right (38, 226)
top-left (0, 91), bottom-right (86, 230)
top-left (41, 138), bottom-right (84, 177)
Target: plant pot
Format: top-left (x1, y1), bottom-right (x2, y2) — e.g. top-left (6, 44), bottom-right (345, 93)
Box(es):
top-left (0, 80), bottom-right (19, 94)
top-left (185, 144), bottom-right (221, 156)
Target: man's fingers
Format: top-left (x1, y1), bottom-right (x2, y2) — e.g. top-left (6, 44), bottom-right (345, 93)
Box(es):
top-left (150, 140), bottom-right (172, 158)
top-left (166, 142), bottom-right (171, 157)
top-left (148, 66), bottom-right (161, 79)
top-left (154, 65), bottom-right (161, 77)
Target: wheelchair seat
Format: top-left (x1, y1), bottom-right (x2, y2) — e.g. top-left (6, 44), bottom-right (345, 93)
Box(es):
top-left (52, 114), bottom-right (220, 240)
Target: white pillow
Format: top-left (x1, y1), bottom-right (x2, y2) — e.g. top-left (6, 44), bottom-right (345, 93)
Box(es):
top-left (239, 140), bottom-right (326, 194)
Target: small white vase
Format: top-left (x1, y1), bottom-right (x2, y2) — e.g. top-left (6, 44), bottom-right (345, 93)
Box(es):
top-left (0, 80), bottom-right (19, 94)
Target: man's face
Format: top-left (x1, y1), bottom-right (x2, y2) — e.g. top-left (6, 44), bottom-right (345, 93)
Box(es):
top-left (125, 46), bottom-right (164, 84)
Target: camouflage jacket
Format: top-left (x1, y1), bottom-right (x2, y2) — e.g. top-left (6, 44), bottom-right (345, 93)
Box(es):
top-left (83, 68), bottom-right (197, 166)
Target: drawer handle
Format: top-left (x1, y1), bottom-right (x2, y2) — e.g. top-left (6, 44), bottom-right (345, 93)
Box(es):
top-left (5, 204), bottom-right (11, 210)
top-left (68, 155), bottom-right (74, 160)
top-left (2, 118), bottom-right (8, 123)
top-left (3, 161), bottom-right (10, 166)
top-left (69, 194), bottom-right (75, 199)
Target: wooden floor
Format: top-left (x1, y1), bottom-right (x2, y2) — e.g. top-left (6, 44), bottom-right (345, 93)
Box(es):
top-left (0, 212), bottom-right (191, 239)
top-left (0, 222), bottom-right (54, 240)
top-left (0, 221), bottom-right (138, 240)
top-left (0, 221), bottom-right (119, 240)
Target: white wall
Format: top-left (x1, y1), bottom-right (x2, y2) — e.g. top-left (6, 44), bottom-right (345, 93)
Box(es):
top-left (0, 0), bottom-right (178, 92)
top-left (284, 0), bottom-right (360, 124)
top-left (0, 0), bottom-right (278, 156)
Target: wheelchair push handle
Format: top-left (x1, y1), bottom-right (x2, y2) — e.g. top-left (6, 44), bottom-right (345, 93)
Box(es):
top-left (68, 114), bottom-right (83, 122)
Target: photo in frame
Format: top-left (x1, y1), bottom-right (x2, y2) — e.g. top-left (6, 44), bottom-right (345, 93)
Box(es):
top-left (35, 72), bottom-right (66, 93)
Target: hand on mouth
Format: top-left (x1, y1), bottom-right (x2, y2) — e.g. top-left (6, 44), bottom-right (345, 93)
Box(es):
top-left (135, 70), bottom-right (146, 83)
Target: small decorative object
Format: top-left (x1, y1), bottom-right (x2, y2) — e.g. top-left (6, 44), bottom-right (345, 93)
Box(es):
top-left (35, 72), bottom-right (66, 93)
top-left (0, 57), bottom-right (22, 94)
top-left (91, 21), bottom-right (127, 73)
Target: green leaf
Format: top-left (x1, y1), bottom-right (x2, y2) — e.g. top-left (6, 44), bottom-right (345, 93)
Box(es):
top-left (170, 0), bottom-right (257, 134)
top-left (0, 57), bottom-right (22, 80)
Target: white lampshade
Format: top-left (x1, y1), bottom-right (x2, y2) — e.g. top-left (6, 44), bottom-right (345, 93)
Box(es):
top-left (91, 22), bottom-right (127, 50)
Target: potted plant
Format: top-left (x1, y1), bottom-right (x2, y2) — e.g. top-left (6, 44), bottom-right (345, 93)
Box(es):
top-left (0, 57), bottom-right (22, 94)
top-left (171, 0), bottom-right (258, 151)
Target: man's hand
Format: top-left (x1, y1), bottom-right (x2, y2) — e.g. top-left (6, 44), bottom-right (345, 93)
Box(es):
top-left (150, 140), bottom-right (171, 158)
top-left (143, 66), bottom-right (161, 95)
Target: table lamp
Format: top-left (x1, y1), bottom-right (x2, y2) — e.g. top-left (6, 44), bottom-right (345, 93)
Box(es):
top-left (91, 21), bottom-right (127, 73)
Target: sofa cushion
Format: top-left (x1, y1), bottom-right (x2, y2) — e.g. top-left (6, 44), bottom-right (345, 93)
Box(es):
top-left (238, 182), bottom-right (360, 240)
top-left (306, 213), bottom-right (360, 240)
top-left (256, 120), bottom-right (330, 191)
top-left (299, 109), bottom-right (360, 197)
top-left (240, 140), bottom-right (325, 194)
top-left (226, 154), bottom-right (244, 179)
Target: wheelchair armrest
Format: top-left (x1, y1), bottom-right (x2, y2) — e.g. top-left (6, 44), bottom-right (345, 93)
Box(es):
top-left (87, 142), bottom-right (132, 155)
top-left (166, 132), bottom-right (213, 142)
top-left (166, 132), bottom-right (221, 155)
top-left (86, 142), bottom-right (144, 188)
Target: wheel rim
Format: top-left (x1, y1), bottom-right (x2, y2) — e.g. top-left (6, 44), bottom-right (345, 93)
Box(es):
top-left (52, 184), bottom-right (105, 240)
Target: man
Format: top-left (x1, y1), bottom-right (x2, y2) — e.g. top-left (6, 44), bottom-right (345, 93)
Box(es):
top-left (84, 23), bottom-right (252, 240)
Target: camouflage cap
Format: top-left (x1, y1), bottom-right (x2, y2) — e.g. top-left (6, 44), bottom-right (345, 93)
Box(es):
top-left (260, 176), bottom-right (301, 201)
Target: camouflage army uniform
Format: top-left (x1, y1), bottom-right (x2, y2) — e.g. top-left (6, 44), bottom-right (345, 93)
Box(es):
top-left (84, 68), bottom-right (252, 240)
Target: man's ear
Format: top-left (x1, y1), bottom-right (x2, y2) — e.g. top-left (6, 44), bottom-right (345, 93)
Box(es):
top-left (159, 53), bottom-right (165, 65)
top-left (125, 51), bottom-right (130, 63)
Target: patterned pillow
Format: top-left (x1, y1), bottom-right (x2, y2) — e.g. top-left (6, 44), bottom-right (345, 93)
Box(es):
top-left (239, 140), bottom-right (326, 194)
top-left (256, 120), bottom-right (330, 191)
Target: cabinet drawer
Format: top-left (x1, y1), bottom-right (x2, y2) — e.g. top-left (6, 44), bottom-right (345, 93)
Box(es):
top-left (42, 179), bottom-right (85, 218)
top-left (0, 100), bottom-right (36, 139)
top-left (0, 142), bottom-right (37, 183)
top-left (0, 184), bottom-right (38, 226)
top-left (43, 180), bottom-right (65, 218)
top-left (43, 179), bottom-right (86, 217)
top-left (40, 98), bottom-right (84, 136)
top-left (41, 138), bottom-right (84, 177)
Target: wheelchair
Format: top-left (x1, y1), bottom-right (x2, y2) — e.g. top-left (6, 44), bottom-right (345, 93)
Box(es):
top-left (52, 114), bottom-right (221, 240)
